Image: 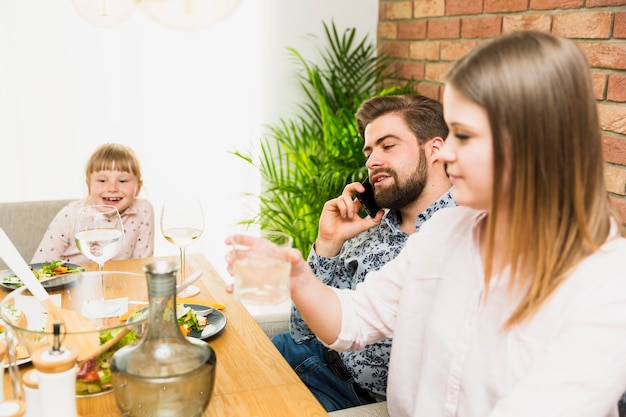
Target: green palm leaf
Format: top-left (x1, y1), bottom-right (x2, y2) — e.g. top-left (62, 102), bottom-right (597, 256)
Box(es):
top-left (230, 21), bottom-right (413, 254)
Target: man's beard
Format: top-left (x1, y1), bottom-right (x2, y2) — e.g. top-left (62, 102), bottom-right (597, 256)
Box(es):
top-left (374, 148), bottom-right (428, 210)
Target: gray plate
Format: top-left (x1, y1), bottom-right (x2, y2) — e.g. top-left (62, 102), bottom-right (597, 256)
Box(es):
top-left (128, 304), bottom-right (227, 340)
top-left (0, 262), bottom-right (85, 291)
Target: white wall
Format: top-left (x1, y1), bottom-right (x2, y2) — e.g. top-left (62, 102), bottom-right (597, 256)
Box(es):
top-left (0, 0), bottom-right (378, 280)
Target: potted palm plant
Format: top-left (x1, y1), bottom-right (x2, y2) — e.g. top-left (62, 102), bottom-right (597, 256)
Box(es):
top-left (232, 20), bottom-right (413, 253)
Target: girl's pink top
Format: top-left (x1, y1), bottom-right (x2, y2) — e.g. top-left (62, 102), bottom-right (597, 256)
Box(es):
top-left (31, 199), bottom-right (154, 264)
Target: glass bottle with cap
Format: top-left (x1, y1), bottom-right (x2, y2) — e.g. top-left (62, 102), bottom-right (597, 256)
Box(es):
top-left (111, 261), bottom-right (216, 417)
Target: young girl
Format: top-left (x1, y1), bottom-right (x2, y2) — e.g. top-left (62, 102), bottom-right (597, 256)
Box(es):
top-left (32, 143), bottom-right (154, 264)
top-left (227, 31), bottom-right (626, 416)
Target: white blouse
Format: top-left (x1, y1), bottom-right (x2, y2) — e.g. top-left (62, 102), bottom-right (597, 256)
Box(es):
top-left (331, 206), bottom-right (626, 417)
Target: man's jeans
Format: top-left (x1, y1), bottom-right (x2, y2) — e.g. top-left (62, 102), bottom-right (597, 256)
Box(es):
top-left (272, 332), bottom-right (375, 412)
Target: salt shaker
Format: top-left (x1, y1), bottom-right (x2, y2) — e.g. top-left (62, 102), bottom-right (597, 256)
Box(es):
top-left (30, 324), bottom-right (77, 417)
top-left (0, 400), bottom-right (25, 417)
top-left (20, 370), bottom-right (39, 417)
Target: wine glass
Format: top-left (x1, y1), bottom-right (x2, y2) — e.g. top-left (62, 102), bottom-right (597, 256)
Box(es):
top-left (75, 205), bottom-right (125, 316)
top-left (160, 199), bottom-right (204, 298)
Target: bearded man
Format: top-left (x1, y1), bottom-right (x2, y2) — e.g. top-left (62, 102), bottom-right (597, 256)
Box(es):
top-left (272, 94), bottom-right (456, 411)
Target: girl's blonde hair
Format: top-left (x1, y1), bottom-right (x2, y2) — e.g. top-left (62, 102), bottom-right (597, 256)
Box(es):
top-left (85, 143), bottom-right (143, 186)
top-left (445, 31), bottom-right (616, 328)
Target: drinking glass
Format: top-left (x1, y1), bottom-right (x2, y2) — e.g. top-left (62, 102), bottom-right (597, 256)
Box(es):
top-left (231, 230), bottom-right (293, 305)
top-left (160, 199), bottom-right (204, 298)
top-left (75, 205), bottom-right (124, 316)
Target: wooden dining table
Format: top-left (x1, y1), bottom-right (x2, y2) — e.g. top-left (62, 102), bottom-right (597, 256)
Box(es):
top-left (1, 253), bottom-right (330, 417)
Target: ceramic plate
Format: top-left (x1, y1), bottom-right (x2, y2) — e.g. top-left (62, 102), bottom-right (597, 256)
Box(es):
top-left (127, 304), bottom-right (226, 341)
top-left (0, 262), bottom-right (86, 291)
top-left (185, 304), bottom-right (227, 340)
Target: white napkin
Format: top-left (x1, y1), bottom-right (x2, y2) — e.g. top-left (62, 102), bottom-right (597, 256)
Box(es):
top-left (15, 294), bottom-right (62, 331)
top-left (81, 297), bottom-right (129, 319)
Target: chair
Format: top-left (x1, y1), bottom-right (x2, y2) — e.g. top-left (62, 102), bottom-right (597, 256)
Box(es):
top-left (0, 199), bottom-right (74, 269)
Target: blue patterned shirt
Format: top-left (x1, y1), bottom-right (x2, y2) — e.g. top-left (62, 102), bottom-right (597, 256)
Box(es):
top-left (289, 188), bottom-right (456, 401)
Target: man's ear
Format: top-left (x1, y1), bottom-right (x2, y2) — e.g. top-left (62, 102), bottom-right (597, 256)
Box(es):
top-left (428, 137), bottom-right (445, 161)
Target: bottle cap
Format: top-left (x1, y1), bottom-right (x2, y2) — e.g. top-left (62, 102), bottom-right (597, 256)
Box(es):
top-left (30, 323), bottom-right (77, 374)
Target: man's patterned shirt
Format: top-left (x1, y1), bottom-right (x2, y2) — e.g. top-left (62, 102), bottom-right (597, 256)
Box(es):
top-left (289, 189), bottom-right (456, 401)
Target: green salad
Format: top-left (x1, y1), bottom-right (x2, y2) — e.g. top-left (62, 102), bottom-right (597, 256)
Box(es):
top-left (76, 329), bottom-right (138, 396)
top-left (2, 260), bottom-right (84, 287)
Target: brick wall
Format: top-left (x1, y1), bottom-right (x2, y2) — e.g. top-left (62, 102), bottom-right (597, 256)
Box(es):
top-left (378, 0), bottom-right (626, 224)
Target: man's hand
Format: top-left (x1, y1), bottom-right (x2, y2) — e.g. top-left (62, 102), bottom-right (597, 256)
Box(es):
top-left (314, 182), bottom-right (384, 257)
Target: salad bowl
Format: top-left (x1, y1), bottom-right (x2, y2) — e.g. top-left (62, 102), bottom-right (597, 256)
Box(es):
top-left (0, 270), bottom-right (149, 397)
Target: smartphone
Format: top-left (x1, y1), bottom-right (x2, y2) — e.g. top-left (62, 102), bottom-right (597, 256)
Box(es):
top-left (355, 178), bottom-right (381, 218)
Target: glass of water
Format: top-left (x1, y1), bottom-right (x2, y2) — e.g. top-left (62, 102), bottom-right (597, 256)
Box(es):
top-left (231, 230), bottom-right (293, 306)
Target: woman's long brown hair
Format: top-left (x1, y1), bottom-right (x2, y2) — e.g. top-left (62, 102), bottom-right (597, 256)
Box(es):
top-left (445, 31), bottom-right (617, 328)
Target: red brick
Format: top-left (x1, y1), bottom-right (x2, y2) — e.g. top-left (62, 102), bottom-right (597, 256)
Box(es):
top-left (592, 72), bottom-right (608, 100)
top-left (398, 21), bottom-right (427, 39)
top-left (606, 165), bottom-right (626, 196)
top-left (598, 102), bottom-right (626, 135)
top-left (378, 22), bottom-right (398, 40)
top-left (503, 14), bottom-right (552, 33)
top-left (552, 12), bottom-right (612, 39)
top-left (615, 13), bottom-right (626, 39)
top-left (383, 63), bottom-right (402, 80)
top-left (530, 0), bottom-right (582, 9)
top-left (485, 0), bottom-right (528, 12)
top-left (603, 135), bottom-right (626, 165)
top-left (608, 75), bottom-right (626, 102)
top-left (415, 82), bottom-right (442, 101)
top-left (387, 1), bottom-right (413, 20)
top-left (378, 2), bottom-right (385, 21)
top-left (461, 16), bottom-right (503, 38)
top-left (413, 0), bottom-right (445, 18)
top-left (446, 1), bottom-right (483, 16)
top-left (428, 19), bottom-right (461, 39)
top-left (385, 41), bottom-right (411, 59)
top-left (425, 62), bottom-right (453, 83)
top-left (409, 41), bottom-right (441, 60)
top-left (588, 0), bottom-right (626, 6)
top-left (440, 40), bottom-right (479, 61)
top-left (377, 43), bottom-right (385, 58)
top-left (610, 195), bottom-right (626, 225)
top-left (578, 42), bottom-right (626, 70)
top-left (397, 61), bottom-right (426, 80)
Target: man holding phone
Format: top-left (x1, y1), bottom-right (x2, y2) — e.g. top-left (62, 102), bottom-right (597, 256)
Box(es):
top-left (272, 94), bottom-right (455, 411)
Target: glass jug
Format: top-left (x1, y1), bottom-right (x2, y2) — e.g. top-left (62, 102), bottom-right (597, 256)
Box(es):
top-left (111, 261), bottom-right (216, 417)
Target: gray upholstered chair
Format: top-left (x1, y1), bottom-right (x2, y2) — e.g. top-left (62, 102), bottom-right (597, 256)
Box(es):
top-left (0, 199), bottom-right (74, 269)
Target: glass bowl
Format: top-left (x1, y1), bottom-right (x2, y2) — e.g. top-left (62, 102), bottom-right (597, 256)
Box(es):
top-left (0, 271), bottom-right (149, 397)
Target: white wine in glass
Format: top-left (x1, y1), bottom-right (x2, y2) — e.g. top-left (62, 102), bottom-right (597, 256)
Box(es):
top-left (160, 199), bottom-right (204, 298)
top-left (75, 205), bottom-right (124, 316)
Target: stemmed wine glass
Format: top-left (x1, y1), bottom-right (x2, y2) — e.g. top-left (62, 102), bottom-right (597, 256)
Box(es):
top-left (160, 199), bottom-right (204, 298)
top-left (75, 205), bottom-right (125, 316)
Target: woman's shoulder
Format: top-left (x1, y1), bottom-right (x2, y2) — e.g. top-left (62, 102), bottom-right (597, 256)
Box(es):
top-left (425, 205), bottom-right (480, 226)
top-left (408, 206), bottom-right (480, 248)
